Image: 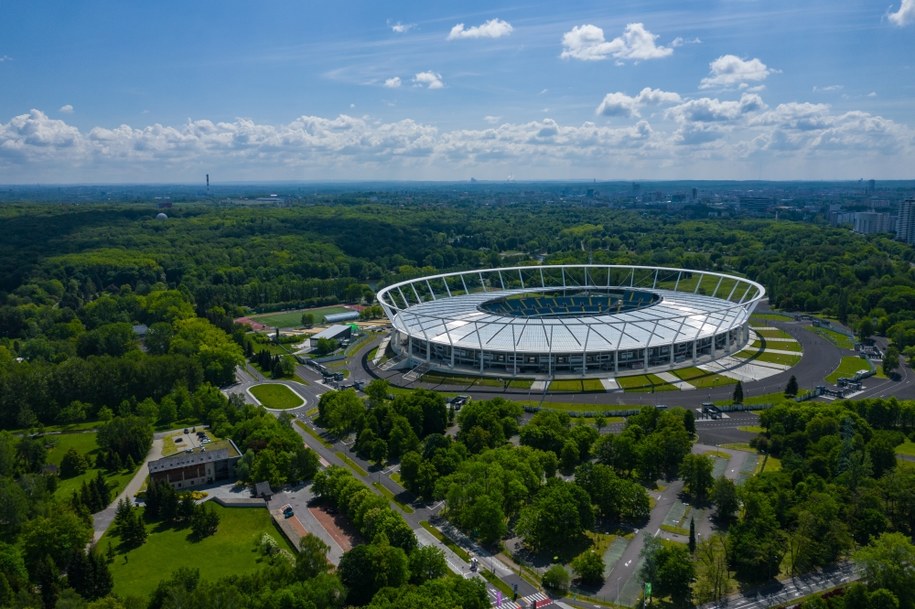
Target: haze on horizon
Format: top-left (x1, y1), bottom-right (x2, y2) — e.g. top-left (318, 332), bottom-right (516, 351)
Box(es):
top-left (1, 0), bottom-right (914, 184)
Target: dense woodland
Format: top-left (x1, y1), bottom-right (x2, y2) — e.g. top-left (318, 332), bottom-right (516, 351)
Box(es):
top-left (2, 196), bottom-right (915, 608)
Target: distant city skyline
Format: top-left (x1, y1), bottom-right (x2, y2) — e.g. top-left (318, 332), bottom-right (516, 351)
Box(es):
top-left (1, 0), bottom-right (914, 183)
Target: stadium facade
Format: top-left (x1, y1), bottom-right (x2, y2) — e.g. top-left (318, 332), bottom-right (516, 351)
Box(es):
top-left (376, 265), bottom-right (765, 378)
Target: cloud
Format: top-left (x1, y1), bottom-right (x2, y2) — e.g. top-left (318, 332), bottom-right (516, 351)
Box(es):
top-left (59, 104), bottom-right (74, 114)
top-left (413, 71), bottom-right (444, 89)
top-left (700, 55), bottom-right (777, 89)
top-left (447, 18), bottom-right (513, 40)
top-left (483, 115), bottom-right (502, 124)
top-left (0, 104), bottom-right (912, 181)
top-left (596, 87), bottom-right (681, 117)
top-left (813, 85), bottom-right (843, 93)
top-left (667, 93), bottom-right (767, 123)
top-left (384, 77), bottom-right (402, 89)
top-left (560, 23), bottom-right (673, 62)
top-left (889, 0), bottom-right (915, 26)
top-left (390, 21), bottom-right (415, 33)
top-left (0, 55), bottom-right (11, 62)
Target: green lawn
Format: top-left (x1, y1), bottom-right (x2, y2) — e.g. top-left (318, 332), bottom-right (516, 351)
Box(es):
top-left (735, 349), bottom-right (802, 366)
top-left (249, 383), bottom-right (304, 409)
top-left (895, 440), bottom-right (915, 457)
top-left (671, 367), bottom-right (737, 388)
top-left (107, 504), bottom-right (293, 599)
top-left (548, 378), bottom-right (605, 392)
top-left (45, 431), bottom-right (98, 465)
top-left (808, 326), bottom-right (855, 350)
top-left (616, 374), bottom-right (678, 392)
top-left (43, 432), bottom-right (136, 502)
top-left (751, 327), bottom-right (793, 339)
top-left (751, 339), bottom-right (803, 352)
top-left (825, 356), bottom-right (872, 384)
top-left (518, 400), bottom-right (636, 414)
top-left (751, 313), bottom-right (794, 322)
top-left (250, 306), bottom-right (353, 328)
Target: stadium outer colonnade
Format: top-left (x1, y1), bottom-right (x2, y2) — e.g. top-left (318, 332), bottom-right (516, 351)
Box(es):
top-left (376, 265), bottom-right (766, 379)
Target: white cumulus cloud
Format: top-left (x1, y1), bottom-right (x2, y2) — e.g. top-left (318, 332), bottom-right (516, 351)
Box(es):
top-left (560, 23), bottom-right (673, 62)
top-left (447, 18), bottom-right (513, 40)
top-left (596, 87), bottom-right (682, 117)
top-left (700, 55), bottom-right (776, 89)
top-left (59, 104), bottom-right (74, 114)
top-left (889, 0), bottom-right (915, 26)
top-left (384, 77), bottom-right (402, 89)
top-left (390, 21), bottom-right (415, 33)
top-left (1, 104), bottom-right (912, 182)
top-left (413, 71), bottom-right (444, 89)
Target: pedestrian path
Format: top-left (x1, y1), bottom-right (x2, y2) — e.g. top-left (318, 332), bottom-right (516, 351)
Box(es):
top-left (486, 588), bottom-right (552, 608)
top-left (601, 377), bottom-right (620, 390)
top-left (655, 371), bottom-right (695, 390)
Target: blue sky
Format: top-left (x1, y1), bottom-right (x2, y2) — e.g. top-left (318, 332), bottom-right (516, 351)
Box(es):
top-left (1, 0), bottom-right (913, 183)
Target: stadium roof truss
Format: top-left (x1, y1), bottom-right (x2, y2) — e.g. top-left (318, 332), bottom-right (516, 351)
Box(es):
top-left (376, 265), bottom-right (765, 378)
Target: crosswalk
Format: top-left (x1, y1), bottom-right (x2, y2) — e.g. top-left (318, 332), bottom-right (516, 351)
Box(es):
top-left (486, 588), bottom-right (552, 608)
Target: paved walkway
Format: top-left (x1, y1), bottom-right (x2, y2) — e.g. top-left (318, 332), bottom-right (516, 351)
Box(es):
top-left (655, 371), bottom-right (696, 390)
top-left (91, 430), bottom-right (174, 544)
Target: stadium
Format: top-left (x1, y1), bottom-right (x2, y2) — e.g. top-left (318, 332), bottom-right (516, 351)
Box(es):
top-left (376, 265), bottom-right (765, 378)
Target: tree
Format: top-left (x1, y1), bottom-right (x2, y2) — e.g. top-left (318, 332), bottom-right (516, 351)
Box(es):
top-left (694, 534), bottom-right (731, 605)
top-left (517, 479), bottom-right (593, 552)
top-left (858, 318), bottom-right (875, 343)
top-left (96, 416), bottom-right (153, 465)
top-left (680, 454), bottom-right (714, 502)
top-left (20, 512), bottom-right (92, 577)
top-left (59, 447), bottom-right (89, 479)
top-left (338, 541), bottom-right (409, 606)
top-left (301, 312), bottom-right (315, 328)
top-left (854, 532), bottom-right (915, 609)
top-left (297, 534), bottom-right (330, 580)
top-left (784, 375), bottom-right (799, 397)
top-left (711, 476), bottom-right (738, 524)
top-left (315, 338), bottom-right (338, 355)
top-left (190, 503), bottom-right (220, 539)
top-left (883, 345), bottom-right (900, 377)
top-left (689, 517), bottom-right (696, 553)
top-left (733, 381), bottom-right (744, 404)
top-left (571, 550), bottom-right (605, 586)
top-left (409, 545), bottom-right (448, 585)
top-left (542, 564), bottom-right (570, 594)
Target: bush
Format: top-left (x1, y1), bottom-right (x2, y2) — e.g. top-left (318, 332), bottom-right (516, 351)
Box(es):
top-left (542, 564), bottom-right (570, 594)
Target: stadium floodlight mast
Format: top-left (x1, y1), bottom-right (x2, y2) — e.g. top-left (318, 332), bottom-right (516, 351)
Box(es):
top-left (376, 265), bottom-right (765, 380)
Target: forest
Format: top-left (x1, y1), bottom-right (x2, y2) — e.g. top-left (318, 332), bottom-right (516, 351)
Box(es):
top-left (2, 194), bottom-right (915, 608)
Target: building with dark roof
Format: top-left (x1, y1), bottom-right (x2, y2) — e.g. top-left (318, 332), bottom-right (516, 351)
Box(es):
top-left (148, 439), bottom-right (241, 490)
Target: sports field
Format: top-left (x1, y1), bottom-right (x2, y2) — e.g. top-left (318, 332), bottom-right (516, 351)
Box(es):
top-left (249, 305), bottom-right (354, 328)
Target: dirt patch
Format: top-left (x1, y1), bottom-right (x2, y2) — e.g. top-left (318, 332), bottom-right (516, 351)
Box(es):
top-left (309, 506), bottom-right (358, 552)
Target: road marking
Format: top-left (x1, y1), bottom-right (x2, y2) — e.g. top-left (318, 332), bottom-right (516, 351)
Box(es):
top-left (625, 560), bottom-right (631, 567)
top-left (654, 528), bottom-right (660, 537)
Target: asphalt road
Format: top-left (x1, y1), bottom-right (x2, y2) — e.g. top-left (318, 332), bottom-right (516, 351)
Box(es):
top-left (223, 317), bottom-right (909, 608)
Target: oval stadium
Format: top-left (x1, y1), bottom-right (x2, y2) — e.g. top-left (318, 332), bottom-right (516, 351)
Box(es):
top-left (376, 265), bottom-right (766, 379)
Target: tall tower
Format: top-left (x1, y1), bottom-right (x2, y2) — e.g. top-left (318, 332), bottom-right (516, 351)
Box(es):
top-left (897, 199), bottom-right (915, 245)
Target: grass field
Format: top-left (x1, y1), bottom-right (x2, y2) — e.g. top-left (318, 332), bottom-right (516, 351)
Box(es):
top-left (616, 374), bottom-right (678, 392)
top-left (249, 383), bottom-right (304, 409)
top-left (107, 504), bottom-right (293, 599)
top-left (751, 327), bottom-right (793, 339)
top-left (548, 378), bottom-right (605, 392)
top-left (420, 372), bottom-right (533, 389)
top-left (735, 349), bottom-right (802, 366)
top-left (518, 400), bottom-right (636, 414)
top-left (751, 339), bottom-right (803, 352)
top-left (249, 305), bottom-right (353, 328)
top-left (895, 440), bottom-right (915, 457)
top-left (671, 367), bottom-right (737, 388)
top-left (751, 313), bottom-right (794, 322)
top-left (43, 432), bottom-right (136, 502)
top-left (808, 326), bottom-right (855, 350)
top-left (825, 356), bottom-right (872, 384)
